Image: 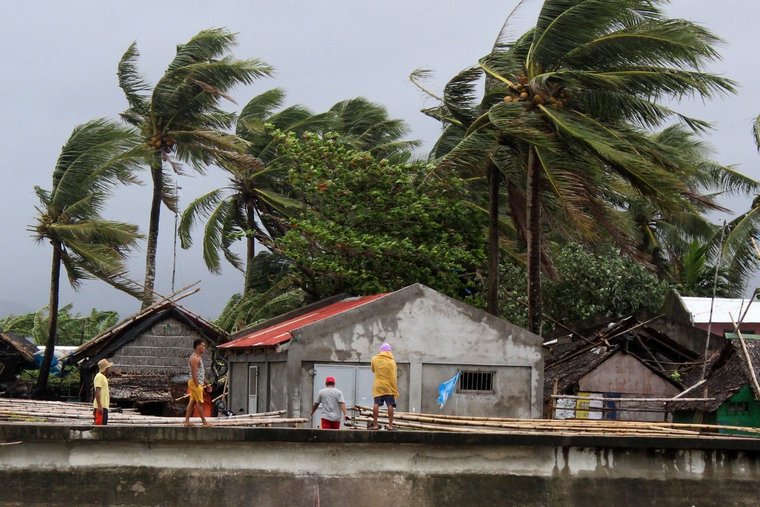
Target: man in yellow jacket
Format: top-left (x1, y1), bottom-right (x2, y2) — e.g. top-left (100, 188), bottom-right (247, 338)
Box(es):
top-left (371, 343), bottom-right (398, 430)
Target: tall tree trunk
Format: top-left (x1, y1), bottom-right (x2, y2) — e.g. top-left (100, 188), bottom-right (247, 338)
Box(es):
top-left (486, 161), bottom-right (500, 316)
top-left (141, 153), bottom-right (163, 309)
top-left (243, 199), bottom-right (256, 295)
top-left (526, 148), bottom-right (543, 335)
top-left (35, 241), bottom-right (62, 396)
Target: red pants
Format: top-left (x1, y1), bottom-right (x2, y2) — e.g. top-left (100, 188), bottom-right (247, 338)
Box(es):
top-left (321, 418), bottom-right (341, 429)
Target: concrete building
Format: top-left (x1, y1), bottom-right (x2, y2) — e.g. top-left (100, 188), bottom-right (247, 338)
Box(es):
top-left (219, 283), bottom-right (544, 422)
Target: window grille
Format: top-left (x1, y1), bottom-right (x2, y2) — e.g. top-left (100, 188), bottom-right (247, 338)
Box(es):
top-left (726, 401), bottom-right (750, 415)
top-left (459, 371), bottom-right (494, 392)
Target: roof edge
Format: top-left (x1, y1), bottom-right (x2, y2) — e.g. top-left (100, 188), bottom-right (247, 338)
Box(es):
top-left (229, 293), bottom-right (351, 340)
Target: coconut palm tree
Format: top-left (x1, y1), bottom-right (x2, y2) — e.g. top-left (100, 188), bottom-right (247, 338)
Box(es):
top-left (326, 97), bottom-right (419, 161)
top-left (626, 125), bottom-right (758, 289)
top-left (30, 119), bottom-right (144, 393)
top-left (715, 114), bottom-right (760, 292)
top-left (178, 88), bottom-right (323, 295)
top-left (117, 28), bottom-right (273, 308)
top-left (444, 0), bottom-right (739, 334)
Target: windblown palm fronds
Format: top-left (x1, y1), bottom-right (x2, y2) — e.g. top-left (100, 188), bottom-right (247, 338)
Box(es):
top-left (30, 119), bottom-right (143, 392)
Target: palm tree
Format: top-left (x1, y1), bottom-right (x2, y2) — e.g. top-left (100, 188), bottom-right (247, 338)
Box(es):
top-left (447, 0), bottom-right (737, 333)
top-left (178, 88), bottom-right (322, 295)
top-left (0, 305), bottom-right (119, 346)
top-left (326, 97), bottom-right (419, 161)
top-left (117, 28), bottom-right (273, 308)
top-left (716, 114), bottom-right (760, 291)
top-left (714, 116), bottom-right (760, 292)
top-left (30, 119), bottom-right (144, 393)
top-left (625, 125), bottom-right (757, 277)
top-left (411, 60), bottom-right (525, 315)
top-left (179, 90), bottom-right (418, 295)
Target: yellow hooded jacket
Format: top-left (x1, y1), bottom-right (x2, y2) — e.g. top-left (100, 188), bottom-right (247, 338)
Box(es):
top-left (371, 351), bottom-right (398, 397)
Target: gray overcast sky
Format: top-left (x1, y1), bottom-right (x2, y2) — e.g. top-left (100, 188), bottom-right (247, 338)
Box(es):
top-left (1, 1), bottom-right (759, 320)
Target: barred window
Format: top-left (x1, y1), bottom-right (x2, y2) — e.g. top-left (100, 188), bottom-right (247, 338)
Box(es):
top-left (727, 401), bottom-right (750, 415)
top-left (459, 371), bottom-right (494, 392)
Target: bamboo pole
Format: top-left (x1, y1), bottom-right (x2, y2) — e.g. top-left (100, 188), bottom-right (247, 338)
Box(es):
top-left (547, 395), bottom-right (714, 403)
top-left (672, 379), bottom-right (707, 399)
top-left (729, 311), bottom-right (760, 399)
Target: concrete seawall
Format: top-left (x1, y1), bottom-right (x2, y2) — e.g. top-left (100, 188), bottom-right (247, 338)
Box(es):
top-left (1, 424), bottom-right (759, 506)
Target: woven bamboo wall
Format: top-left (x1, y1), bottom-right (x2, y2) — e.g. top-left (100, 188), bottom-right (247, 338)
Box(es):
top-left (110, 318), bottom-right (212, 376)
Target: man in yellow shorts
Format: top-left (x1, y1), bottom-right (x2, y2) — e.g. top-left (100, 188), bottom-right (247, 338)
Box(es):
top-left (184, 339), bottom-right (212, 426)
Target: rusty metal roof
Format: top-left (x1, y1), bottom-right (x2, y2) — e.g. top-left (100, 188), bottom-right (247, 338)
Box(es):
top-left (219, 294), bottom-right (388, 350)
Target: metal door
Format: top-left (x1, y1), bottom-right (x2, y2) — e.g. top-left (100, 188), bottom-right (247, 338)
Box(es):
top-left (247, 365), bottom-right (258, 414)
top-left (312, 365), bottom-right (374, 427)
top-left (355, 366), bottom-right (374, 408)
top-left (312, 365), bottom-right (355, 427)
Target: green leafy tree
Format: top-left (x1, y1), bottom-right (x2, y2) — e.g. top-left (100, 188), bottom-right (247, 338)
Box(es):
top-left (30, 119), bottom-right (143, 393)
top-left (179, 91), bottom-right (417, 296)
top-left (446, 0), bottom-right (736, 334)
top-left (117, 28), bottom-right (273, 307)
top-left (273, 131), bottom-right (487, 300)
top-left (499, 243), bottom-right (669, 328)
top-left (543, 244), bottom-right (669, 325)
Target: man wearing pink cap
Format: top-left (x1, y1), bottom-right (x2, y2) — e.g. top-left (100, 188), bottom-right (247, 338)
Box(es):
top-left (311, 376), bottom-right (349, 429)
top-left (371, 343), bottom-right (398, 430)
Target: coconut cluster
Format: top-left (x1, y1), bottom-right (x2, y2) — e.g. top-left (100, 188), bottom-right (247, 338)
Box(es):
top-left (148, 134), bottom-right (176, 151)
top-left (503, 81), bottom-right (570, 110)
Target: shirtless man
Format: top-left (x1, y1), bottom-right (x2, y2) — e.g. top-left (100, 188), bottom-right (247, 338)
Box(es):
top-left (184, 339), bottom-right (212, 427)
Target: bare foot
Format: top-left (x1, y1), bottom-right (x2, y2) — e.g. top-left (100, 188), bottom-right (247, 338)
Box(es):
top-left (183, 421), bottom-right (195, 427)
top-left (202, 422), bottom-right (213, 427)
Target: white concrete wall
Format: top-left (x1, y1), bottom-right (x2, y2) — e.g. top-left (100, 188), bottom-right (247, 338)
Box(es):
top-left (290, 284), bottom-right (544, 418)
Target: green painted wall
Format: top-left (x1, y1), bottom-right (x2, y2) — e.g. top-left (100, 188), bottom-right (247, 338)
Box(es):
top-left (674, 385), bottom-right (760, 433)
top-left (716, 385), bottom-right (760, 433)
top-left (671, 384), bottom-right (760, 433)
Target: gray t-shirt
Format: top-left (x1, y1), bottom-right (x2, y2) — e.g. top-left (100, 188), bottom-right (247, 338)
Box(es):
top-left (315, 387), bottom-right (346, 421)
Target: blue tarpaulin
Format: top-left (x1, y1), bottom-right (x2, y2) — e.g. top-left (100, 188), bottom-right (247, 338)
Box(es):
top-left (437, 371), bottom-right (460, 409)
top-left (33, 351), bottom-right (64, 377)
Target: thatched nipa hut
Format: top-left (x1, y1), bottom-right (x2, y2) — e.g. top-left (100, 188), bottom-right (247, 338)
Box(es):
top-left (64, 300), bottom-right (228, 415)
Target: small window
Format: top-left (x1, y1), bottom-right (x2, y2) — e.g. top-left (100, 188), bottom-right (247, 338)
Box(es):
top-left (727, 401), bottom-right (750, 415)
top-left (459, 371), bottom-right (494, 392)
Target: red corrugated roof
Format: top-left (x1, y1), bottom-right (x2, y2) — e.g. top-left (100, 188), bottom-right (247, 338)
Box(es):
top-left (219, 294), bottom-right (388, 349)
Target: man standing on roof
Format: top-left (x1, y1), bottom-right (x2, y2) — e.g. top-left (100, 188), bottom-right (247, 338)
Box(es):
top-left (371, 343), bottom-right (398, 430)
top-left (311, 376), bottom-right (350, 429)
top-left (93, 358), bottom-right (113, 425)
top-left (184, 339), bottom-right (212, 427)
